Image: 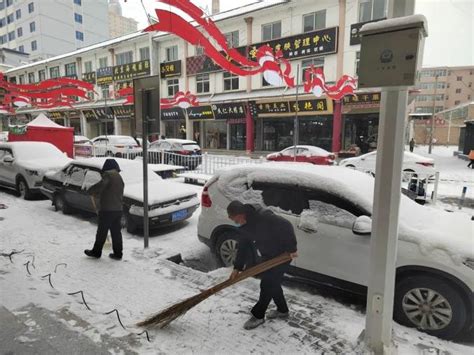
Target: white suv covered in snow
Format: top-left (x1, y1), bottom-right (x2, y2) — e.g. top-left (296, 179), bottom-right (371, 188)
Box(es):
top-left (197, 163), bottom-right (473, 340)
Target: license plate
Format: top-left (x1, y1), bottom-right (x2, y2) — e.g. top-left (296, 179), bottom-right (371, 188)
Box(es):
top-left (171, 209), bottom-right (187, 222)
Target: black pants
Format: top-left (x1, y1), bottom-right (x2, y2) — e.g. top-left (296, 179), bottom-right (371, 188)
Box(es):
top-left (92, 211), bottom-right (123, 257)
top-left (409, 146), bottom-right (414, 152)
top-left (251, 262), bottom-right (290, 319)
top-left (468, 160), bottom-right (474, 168)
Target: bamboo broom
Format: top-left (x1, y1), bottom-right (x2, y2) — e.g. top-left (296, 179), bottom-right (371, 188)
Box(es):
top-left (137, 253), bottom-right (292, 328)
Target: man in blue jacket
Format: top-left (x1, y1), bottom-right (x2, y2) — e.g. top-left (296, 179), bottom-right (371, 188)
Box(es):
top-left (227, 201), bottom-right (298, 330)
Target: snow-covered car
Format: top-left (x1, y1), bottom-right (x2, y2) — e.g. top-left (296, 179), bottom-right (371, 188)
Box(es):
top-left (266, 145), bottom-right (335, 165)
top-left (40, 158), bottom-right (200, 233)
top-left (90, 135), bottom-right (142, 158)
top-left (0, 142), bottom-right (72, 199)
top-left (148, 139), bottom-right (202, 170)
top-left (339, 151), bottom-right (435, 180)
top-left (197, 163), bottom-right (473, 340)
top-left (0, 131), bottom-right (8, 142)
top-left (74, 135), bottom-right (92, 145)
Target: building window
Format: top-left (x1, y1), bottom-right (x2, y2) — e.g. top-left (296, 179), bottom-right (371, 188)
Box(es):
top-left (196, 73), bottom-right (210, 93)
top-left (38, 70), bottom-right (46, 81)
top-left (139, 47), bottom-right (150, 61)
top-left (17, 27), bottom-right (22, 37)
top-left (456, 76), bottom-right (462, 81)
top-left (15, 9), bottom-right (21, 19)
top-left (195, 46), bottom-right (204, 56)
top-left (6, 0), bottom-right (12, 6)
top-left (18, 74), bottom-right (25, 84)
top-left (74, 0), bottom-right (82, 5)
top-left (166, 45), bottom-right (178, 62)
top-left (455, 88), bottom-right (461, 94)
top-left (28, 2), bottom-right (34, 12)
top-left (28, 72), bottom-right (35, 83)
top-left (8, 31), bottom-right (14, 41)
top-left (454, 100), bottom-right (460, 105)
top-left (359, 0), bottom-right (387, 22)
top-left (99, 57), bottom-right (108, 68)
top-left (115, 51), bottom-right (133, 65)
top-left (303, 10), bottom-right (326, 32)
top-left (101, 85), bottom-right (110, 99)
top-left (225, 31), bottom-right (239, 48)
top-left (262, 21), bottom-right (281, 41)
top-left (84, 61), bottom-right (93, 73)
top-left (49, 66), bottom-right (60, 78)
top-left (30, 21), bottom-right (36, 32)
top-left (167, 79), bottom-right (179, 97)
top-left (0, 18), bottom-right (5, 28)
top-left (223, 72), bottom-right (239, 91)
top-left (31, 40), bottom-right (37, 51)
top-left (18, 45), bottom-right (24, 52)
top-left (65, 63), bottom-right (77, 77)
top-left (0, 34), bottom-right (5, 45)
top-left (74, 13), bottom-right (82, 24)
top-left (7, 13), bottom-right (13, 24)
top-left (302, 57), bottom-right (325, 80)
top-left (76, 31), bottom-right (84, 41)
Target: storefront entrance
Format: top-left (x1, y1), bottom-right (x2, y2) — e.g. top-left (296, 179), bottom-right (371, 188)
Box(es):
top-left (343, 113), bottom-right (379, 153)
top-left (164, 120), bottom-right (186, 139)
top-left (230, 123), bottom-right (246, 150)
top-left (299, 116), bottom-right (333, 152)
top-left (204, 120), bottom-right (227, 149)
top-left (263, 118), bottom-right (294, 151)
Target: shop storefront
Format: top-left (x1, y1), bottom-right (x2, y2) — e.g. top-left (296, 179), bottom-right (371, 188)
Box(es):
top-left (255, 97), bottom-right (333, 151)
top-left (112, 105), bottom-right (134, 136)
top-left (66, 110), bottom-right (82, 135)
top-left (229, 118), bottom-right (246, 150)
top-left (341, 92), bottom-right (380, 154)
top-left (161, 107), bottom-right (186, 139)
top-left (92, 107), bottom-right (115, 136)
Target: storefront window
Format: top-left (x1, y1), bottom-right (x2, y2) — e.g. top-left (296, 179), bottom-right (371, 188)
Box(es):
top-left (298, 116), bottom-right (333, 152)
top-left (165, 120), bottom-right (186, 139)
top-left (263, 118), bottom-right (294, 151)
top-left (204, 121), bottom-right (227, 149)
top-left (230, 123), bottom-right (246, 150)
top-left (343, 114), bottom-right (379, 153)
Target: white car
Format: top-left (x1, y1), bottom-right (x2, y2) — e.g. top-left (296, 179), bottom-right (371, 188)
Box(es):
top-left (90, 135), bottom-right (142, 158)
top-left (339, 151), bottom-right (436, 180)
top-left (74, 135), bottom-right (92, 145)
top-left (0, 142), bottom-right (72, 199)
top-left (41, 158), bottom-right (200, 233)
top-left (197, 163), bottom-right (473, 340)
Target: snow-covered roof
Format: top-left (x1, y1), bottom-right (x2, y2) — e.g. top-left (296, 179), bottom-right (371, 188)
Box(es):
top-left (360, 14), bottom-right (428, 36)
top-left (26, 113), bottom-right (66, 128)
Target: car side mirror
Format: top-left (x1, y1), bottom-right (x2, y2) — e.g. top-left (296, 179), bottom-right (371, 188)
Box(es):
top-left (352, 216), bottom-right (372, 235)
top-left (3, 155), bottom-right (14, 163)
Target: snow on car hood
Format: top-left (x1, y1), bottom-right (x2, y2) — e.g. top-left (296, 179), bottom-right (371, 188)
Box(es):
top-left (124, 179), bottom-right (198, 206)
top-left (215, 163), bottom-right (473, 263)
top-left (21, 158), bottom-right (72, 173)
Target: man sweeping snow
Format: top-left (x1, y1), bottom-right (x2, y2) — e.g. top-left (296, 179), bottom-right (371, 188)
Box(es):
top-left (227, 201), bottom-right (298, 330)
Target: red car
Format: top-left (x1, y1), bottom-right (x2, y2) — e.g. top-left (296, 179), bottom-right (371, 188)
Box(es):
top-left (266, 145), bottom-right (335, 165)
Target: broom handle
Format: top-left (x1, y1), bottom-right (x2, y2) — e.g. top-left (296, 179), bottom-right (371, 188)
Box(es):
top-left (90, 196), bottom-right (98, 215)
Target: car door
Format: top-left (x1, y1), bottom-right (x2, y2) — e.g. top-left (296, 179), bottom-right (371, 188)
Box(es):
top-left (63, 165), bottom-right (87, 208)
top-left (0, 148), bottom-right (16, 186)
top-left (295, 147), bottom-right (310, 163)
top-left (279, 147), bottom-right (296, 162)
top-left (294, 189), bottom-right (371, 286)
top-left (357, 152), bottom-right (377, 174)
top-left (93, 138), bottom-right (107, 156)
top-left (81, 168), bottom-right (103, 213)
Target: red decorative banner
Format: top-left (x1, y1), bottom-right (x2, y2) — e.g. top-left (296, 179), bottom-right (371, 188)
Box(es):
top-left (303, 66), bottom-right (357, 101)
top-left (116, 87), bottom-right (199, 110)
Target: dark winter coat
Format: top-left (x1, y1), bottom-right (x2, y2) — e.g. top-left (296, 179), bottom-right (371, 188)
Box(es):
top-left (88, 169), bottom-right (124, 212)
top-left (233, 205), bottom-right (297, 271)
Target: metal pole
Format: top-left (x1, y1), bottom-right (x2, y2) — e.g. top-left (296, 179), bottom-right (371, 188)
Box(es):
top-left (142, 89), bottom-right (150, 248)
top-left (365, 1), bottom-right (415, 353)
top-left (293, 64), bottom-right (300, 162)
top-left (428, 75), bottom-right (438, 154)
top-left (447, 110), bottom-right (452, 145)
top-left (432, 171), bottom-right (440, 204)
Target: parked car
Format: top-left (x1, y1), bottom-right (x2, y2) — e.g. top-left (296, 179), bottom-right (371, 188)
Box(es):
top-left (197, 163), bottom-right (473, 340)
top-left (339, 151), bottom-right (435, 180)
top-left (40, 158), bottom-right (200, 233)
top-left (90, 135), bottom-right (142, 158)
top-left (266, 145), bottom-right (335, 165)
top-left (0, 142), bottom-right (71, 199)
top-left (0, 131), bottom-right (8, 142)
top-left (74, 135), bottom-right (92, 145)
top-left (148, 139), bottom-right (202, 170)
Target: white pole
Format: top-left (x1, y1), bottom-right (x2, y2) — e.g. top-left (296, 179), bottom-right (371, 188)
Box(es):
top-left (364, 1), bottom-right (415, 353)
top-left (432, 171), bottom-right (440, 204)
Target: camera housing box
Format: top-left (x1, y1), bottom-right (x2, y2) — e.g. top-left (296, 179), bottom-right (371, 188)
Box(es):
top-left (358, 15), bottom-right (427, 88)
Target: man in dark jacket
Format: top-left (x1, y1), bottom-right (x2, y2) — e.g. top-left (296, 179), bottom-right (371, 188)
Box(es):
top-left (227, 201), bottom-right (298, 330)
top-left (84, 159), bottom-right (125, 260)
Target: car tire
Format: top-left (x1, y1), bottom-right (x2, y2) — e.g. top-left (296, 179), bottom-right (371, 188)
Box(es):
top-left (17, 177), bottom-right (32, 200)
top-left (394, 275), bottom-right (469, 340)
top-left (215, 231), bottom-right (240, 267)
top-left (54, 193), bottom-right (73, 215)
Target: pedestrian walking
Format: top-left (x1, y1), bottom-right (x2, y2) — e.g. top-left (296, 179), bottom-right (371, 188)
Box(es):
top-left (409, 138), bottom-right (415, 152)
top-left (468, 150), bottom-right (474, 169)
top-left (84, 159), bottom-right (125, 260)
top-left (227, 201), bottom-right (298, 330)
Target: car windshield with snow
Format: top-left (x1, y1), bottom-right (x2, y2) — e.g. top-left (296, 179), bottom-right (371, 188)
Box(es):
top-left (197, 163), bottom-right (473, 340)
top-left (40, 158), bottom-right (200, 233)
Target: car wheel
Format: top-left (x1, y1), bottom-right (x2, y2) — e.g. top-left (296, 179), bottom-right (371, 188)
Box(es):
top-left (394, 275), bottom-right (468, 339)
top-left (17, 177), bottom-right (32, 200)
top-left (402, 169), bottom-right (416, 182)
top-left (54, 194), bottom-right (72, 215)
top-left (346, 164), bottom-right (356, 169)
top-left (216, 231), bottom-right (240, 267)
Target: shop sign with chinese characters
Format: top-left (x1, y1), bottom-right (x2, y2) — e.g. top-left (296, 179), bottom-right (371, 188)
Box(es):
top-left (212, 102), bottom-right (246, 120)
top-left (289, 99), bottom-right (328, 113)
top-left (113, 60), bottom-right (150, 81)
top-left (343, 92), bottom-right (381, 108)
top-left (96, 67), bottom-right (114, 85)
top-left (115, 81), bottom-right (133, 92)
top-left (160, 60), bottom-right (182, 78)
top-left (82, 72), bottom-right (96, 84)
top-left (256, 98), bottom-right (332, 117)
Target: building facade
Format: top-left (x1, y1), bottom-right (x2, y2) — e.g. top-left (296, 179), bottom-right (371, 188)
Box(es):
top-left (3, 0), bottom-right (392, 153)
top-left (108, 0), bottom-right (138, 39)
top-left (0, 0), bottom-right (109, 61)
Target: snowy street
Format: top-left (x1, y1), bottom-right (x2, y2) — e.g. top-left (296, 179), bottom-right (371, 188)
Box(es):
top-left (0, 147), bottom-right (473, 354)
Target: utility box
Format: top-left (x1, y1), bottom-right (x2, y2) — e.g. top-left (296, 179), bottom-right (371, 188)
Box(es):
top-left (358, 15), bottom-right (428, 88)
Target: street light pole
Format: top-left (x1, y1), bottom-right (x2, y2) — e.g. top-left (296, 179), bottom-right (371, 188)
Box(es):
top-left (428, 75), bottom-right (438, 154)
top-left (293, 64), bottom-right (300, 162)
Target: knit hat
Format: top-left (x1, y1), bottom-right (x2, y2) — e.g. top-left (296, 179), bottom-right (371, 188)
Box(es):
top-left (102, 159), bottom-right (121, 172)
